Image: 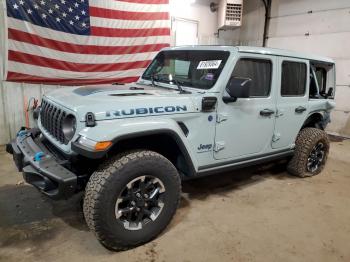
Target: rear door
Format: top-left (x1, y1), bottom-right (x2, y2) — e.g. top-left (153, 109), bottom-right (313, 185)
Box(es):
top-left (272, 57), bottom-right (309, 149)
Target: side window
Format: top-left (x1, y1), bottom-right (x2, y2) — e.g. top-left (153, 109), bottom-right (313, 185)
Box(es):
top-left (281, 61), bottom-right (307, 96)
top-left (232, 58), bottom-right (272, 97)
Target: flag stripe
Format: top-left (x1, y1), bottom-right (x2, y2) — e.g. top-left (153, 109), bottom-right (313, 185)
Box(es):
top-left (5, 0), bottom-right (170, 85)
top-left (8, 18), bottom-right (171, 47)
top-left (9, 50), bottom-right (152, 72)
top-left (90, 0), bottom-right (168, 12)
top-left (8, 28), bottom-right (169, 55)
top-left (9, 40), bottom-right (159, 64)
top-left (117, 0), bottom-right (169, 4)
top-left (90, 17), bottom-right (169, 29)
top-left (89, 7), bottom-right (169, 21)
top-left (8, 61), bottom-right (146, 78)
top-left (90, 26), bottom-right (170, 37)
top-left (7, 71), bottom-right (140, 85)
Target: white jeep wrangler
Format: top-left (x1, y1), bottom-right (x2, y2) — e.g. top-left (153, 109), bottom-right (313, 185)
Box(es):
top-left (7, 46), bottom-right (336, 250)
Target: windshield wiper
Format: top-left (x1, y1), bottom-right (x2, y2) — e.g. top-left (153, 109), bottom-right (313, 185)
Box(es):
top-left (172, 78), bottom-right (191, 94)
top-left (150, 73), bottom-right (191, 94)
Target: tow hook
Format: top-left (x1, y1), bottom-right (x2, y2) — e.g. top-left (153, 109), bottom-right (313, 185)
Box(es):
top-left (34, 152), bottom-right (45, 162)
top-left (17, 130), bottom-right (28, 138)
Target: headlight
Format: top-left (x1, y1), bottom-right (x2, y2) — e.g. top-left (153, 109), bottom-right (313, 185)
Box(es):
top-left (77, 136), bottom-right (112, 151)
top-left (62, 114), bottom-right (76, 141)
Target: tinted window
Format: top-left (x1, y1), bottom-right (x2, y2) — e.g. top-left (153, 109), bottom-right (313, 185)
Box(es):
top-left (281, 61), bottom-right (307, 96)
top-left (232, 58), bottom-right (272, 97)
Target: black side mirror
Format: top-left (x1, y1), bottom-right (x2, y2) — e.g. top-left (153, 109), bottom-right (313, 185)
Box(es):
top-left (223, 77), bottom-right (251, 103)
top-left (326, 87), bottom-right (334, 98)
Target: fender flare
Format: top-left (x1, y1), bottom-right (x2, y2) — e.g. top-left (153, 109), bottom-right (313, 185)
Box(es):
top-left (72, 129), bottom-right (197, 177)
top-left (302, 111), bottom-right (327, 130)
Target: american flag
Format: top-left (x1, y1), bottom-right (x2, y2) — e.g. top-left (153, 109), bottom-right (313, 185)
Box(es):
top-left (5, 0), bottom-right (170, 85)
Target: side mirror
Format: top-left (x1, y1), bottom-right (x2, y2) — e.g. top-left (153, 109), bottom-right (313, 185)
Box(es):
top-left (326, 87), bottom-right (334, 98)
top-left (223, 77), bottom-right (251, 103)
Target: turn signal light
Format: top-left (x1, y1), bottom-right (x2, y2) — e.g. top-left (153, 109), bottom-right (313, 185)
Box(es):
top-left (95, 141), bottom-right (112, 151)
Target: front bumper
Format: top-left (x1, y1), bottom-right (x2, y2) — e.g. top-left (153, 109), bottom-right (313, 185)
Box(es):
top-left (7, 128), bottom-right (77, 200)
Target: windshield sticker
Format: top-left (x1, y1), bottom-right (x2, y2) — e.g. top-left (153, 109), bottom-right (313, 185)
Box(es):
top-left (204, 73), bottom-right (215, 81)
top-left (197, 60), bottom-right (222, 70)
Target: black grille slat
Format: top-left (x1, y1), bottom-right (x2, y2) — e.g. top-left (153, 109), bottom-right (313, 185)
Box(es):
top-left (41, 101), bottom-right (47, 128)
top-left (57, 110), bottom-right (65, 143)
top-left (40, 99), bottom-right (69, 144)
top-left (46, 104), bottom-right (52, 135)
top-left (49, 105), bottom-right (54, 135)
top-left (54, 109), bottom-right (61, 141)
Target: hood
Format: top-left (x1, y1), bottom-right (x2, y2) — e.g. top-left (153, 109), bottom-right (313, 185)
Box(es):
top-left (44, 83), bottom-right (201, 121)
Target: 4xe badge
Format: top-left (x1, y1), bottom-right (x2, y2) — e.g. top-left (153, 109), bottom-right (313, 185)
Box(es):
top-left (197, 143), bottom-right (212, 153)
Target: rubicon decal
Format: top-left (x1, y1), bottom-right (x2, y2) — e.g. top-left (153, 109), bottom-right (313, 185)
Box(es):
top-left (106, 105), bottom-right (188, 117)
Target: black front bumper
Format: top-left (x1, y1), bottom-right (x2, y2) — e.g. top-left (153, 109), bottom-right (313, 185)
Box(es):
top-left (7, 128), bottom-right (77, 200)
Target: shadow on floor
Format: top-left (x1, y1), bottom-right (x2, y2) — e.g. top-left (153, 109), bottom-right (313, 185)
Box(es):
top-left (0, 185), bottom-right (86, 230)
top-left (182, 160), bottom-right (294, 201)
top-left (0, 160), bottom-right (295, 248)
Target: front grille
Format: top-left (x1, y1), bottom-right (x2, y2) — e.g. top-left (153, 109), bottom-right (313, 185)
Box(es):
top-left (40, 99), bottom-right (67, 144)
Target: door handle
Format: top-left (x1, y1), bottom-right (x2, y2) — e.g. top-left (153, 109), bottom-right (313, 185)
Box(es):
top-left (260, 109), bottom-right (275, 117)
top-left (295, 106), bottom-right (307, 113)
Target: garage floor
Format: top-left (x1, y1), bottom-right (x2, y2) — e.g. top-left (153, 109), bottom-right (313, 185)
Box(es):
top-left (1, 138), bottom-right (350, 262)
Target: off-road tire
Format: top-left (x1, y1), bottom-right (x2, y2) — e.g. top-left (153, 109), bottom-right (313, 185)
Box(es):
top-left (287, 128), bottom-right (330, 177)
top-left (83, 150), bottom-right (181, 251)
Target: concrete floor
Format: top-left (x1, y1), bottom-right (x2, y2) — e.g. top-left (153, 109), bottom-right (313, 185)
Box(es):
top-left (1, 138), bottom-right (350, 262)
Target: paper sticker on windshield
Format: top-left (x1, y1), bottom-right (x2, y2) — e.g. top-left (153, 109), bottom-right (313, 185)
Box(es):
top-left (197, 60), bottom-right (222, 70)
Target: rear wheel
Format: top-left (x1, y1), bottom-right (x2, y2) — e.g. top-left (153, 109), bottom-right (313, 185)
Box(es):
top-left (287, 128), bottom-right (330, 177)
top-left (83, 150), bottom-right (181, 251)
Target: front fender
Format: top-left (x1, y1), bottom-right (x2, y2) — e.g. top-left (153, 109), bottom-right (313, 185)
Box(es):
top-left (73, 117), bottom-right (198, 172)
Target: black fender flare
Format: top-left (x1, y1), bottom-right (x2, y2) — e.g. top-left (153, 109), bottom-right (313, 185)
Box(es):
top-left (72, 129), bottom-right (197, 177)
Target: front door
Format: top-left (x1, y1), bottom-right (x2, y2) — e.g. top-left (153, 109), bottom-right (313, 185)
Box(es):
top-left (214, 54), bottom-right (277, 160)
top-left (272, 57), bottom-right (309, 149)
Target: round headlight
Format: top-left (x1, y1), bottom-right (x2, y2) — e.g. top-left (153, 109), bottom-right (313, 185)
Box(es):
top-left (62, 114), bottom-right (76, 142)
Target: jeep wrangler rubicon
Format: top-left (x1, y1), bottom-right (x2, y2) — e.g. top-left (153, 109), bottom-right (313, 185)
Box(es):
top-left (7, 46), bottom-right (336, 250)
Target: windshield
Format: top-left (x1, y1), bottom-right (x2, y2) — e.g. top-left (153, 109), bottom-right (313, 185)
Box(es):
top-left (142, 50), bottom-right (230, 90)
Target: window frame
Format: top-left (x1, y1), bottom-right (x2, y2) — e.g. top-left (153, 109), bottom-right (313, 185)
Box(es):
top-left (280, 60), bottom-right (308, 97)
top-left (230, 57), bottom-right (273, 98)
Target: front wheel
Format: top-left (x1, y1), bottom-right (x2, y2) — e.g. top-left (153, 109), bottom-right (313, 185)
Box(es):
top-left (83, 150), bottom-right (181, 251)
top-left (287, 128), bottom-right (330, 177)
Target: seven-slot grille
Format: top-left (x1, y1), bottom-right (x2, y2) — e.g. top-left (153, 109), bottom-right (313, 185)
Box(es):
top-left (40, 99), bottom-right (68, 144)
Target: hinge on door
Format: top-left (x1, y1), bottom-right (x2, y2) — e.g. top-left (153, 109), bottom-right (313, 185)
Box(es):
top-left (216, 113), bottom-right (228, 123)
top-left (214, 142), bottom-right (225, 152)
top-left (272, 133), bottom-right (281, 142)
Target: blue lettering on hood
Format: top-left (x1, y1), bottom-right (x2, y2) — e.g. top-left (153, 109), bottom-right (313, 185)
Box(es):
top-left (106, 105), bottom-right (187, 117)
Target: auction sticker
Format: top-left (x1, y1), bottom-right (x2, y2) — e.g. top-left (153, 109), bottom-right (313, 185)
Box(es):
top-left (197, 60), bottom-right (222, 70)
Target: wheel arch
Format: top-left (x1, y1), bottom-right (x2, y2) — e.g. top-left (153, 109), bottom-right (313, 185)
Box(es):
top-left (108, 129), bottom-right (197, 178)
top-left (302, 112), bottom-right (326, 130)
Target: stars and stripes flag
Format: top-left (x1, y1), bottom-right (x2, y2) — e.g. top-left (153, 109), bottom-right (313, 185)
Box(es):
top-left (5, 0), bottom-right (170, 85)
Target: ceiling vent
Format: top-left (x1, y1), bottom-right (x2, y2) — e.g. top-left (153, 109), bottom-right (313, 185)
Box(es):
top-left (218, 0), bottom-right (243, 29)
